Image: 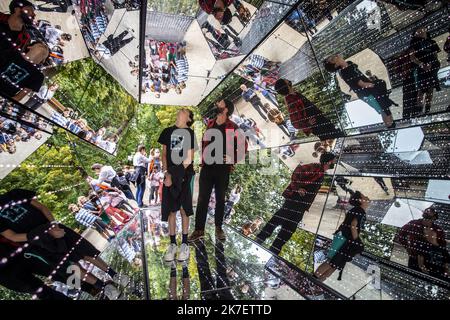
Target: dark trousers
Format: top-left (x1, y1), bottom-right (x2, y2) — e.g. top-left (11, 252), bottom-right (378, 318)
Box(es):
top-left (195, 166), bottom-right (230, 230)
top-left (278, 121), bottom-right (290, 137)
top-left (122, 188), bottom-right (135, 201)
top-left (103, 31), bottom-right (134, 56)
top-left (136, 180), bottom-right (146, 207)
top-left (256, 198), bottom-right (305, 255)
top-left (250, 97), bottom-right (268, 121)
top-left (24, 95), bottom-right (45, 111)
top-left (149, 186), bottom-right (159, 202)
top-left (195, 241), bottom-right (234, 300)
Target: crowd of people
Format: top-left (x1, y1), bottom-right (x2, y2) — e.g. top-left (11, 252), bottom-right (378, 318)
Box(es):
top-left (142, 40), bottom-right (189, 98)
top-left (0, 115), bottom-right (44, 155)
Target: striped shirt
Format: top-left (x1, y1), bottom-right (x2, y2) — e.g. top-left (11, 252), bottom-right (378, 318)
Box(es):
top-left (50, 112), bottom-right (69, 127)
top-left (75, 208), bottom-right (98, 227)
top-left (175, 57), bottom-right (189, 83)
top-left (247, 54), bottom-right (266, 70)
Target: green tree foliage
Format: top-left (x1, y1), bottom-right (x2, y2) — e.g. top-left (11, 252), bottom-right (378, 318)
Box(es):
top-left (52, 58), bottom-right (138, 134)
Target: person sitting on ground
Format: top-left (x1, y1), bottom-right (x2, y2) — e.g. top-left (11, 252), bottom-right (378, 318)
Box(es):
top-left (115, 167), bottom-right (135, 201)
top-left (68, 204), bottom-right (115, 241)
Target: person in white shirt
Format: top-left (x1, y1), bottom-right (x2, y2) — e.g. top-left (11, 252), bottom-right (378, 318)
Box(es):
top-left (89, 163), bottom-right (118, 188)
top-left (24, 83), bottom-right (58, 111)
top-left (224, 185), bottom-right (242, 222)
top-left (45, 25), bottom-right (72, 48)
top-left (133, 145), bottom-right (152, 207)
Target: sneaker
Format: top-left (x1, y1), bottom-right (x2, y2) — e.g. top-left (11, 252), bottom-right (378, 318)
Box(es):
top-left (113, 274), bottom-right (130, 287)
top-left (178, 243), bottom-right (190, 262)
top-left (188, 230), bottom-right (205, 243)
top-left (215, 227), bottom-right (226, 241)
top-left (164, 243), bottom-right (178, 262)
top-left (104, 284), bottom-right (121, 300)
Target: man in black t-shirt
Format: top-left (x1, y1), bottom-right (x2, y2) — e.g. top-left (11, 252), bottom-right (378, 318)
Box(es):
top-left (158, 108), bottom-right (197, 263)
top-left (0, 42), bottom-right (47, 101)
top-left (0, 189), bottom-right (126, 299)
top-left (0, 1), bottom-right (49, 102)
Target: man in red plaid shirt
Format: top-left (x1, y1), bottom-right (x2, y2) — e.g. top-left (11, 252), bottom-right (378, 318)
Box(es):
top-left (189, 98), bottom-right (248, 242)
top-left (256, 152), bottom-right (337, 255)
top-left (198, 0), bottom-right (236, 25)
top-left (274, 78), bottom-right (343, 141)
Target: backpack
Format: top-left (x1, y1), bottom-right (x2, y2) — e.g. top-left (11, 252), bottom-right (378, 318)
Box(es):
top-left (116, 175), bottom-right (129, 187)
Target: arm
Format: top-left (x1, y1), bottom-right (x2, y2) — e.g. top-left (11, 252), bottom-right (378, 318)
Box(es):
top-left (162, 145), bottom-right (168, 172)
top-left (183, 148), bottom-right (195, 169)
top-left (357, 80), bottom-right (374, 88)
top-left (350, 217), bottom-right (359, 240)
top-left (1, 229), bottom-right (28, 242)
top-left (31, 199), bottom-right (55, 222)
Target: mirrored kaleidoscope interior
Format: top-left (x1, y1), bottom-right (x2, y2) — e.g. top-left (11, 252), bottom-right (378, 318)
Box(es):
top-left (0, 0), bottom-right (449, 301)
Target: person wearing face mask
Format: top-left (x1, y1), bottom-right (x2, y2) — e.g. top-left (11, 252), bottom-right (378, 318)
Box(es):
top-left (188, 99), bottom-right (248, 242)
top-left (314, 191), bottom-right (369, 282)
top-left (255, 152), bottom-right (337, 256)
top-left (157, 109), bottom-right (197, 262)
top-left (274, 78), bottom-right (343, 142)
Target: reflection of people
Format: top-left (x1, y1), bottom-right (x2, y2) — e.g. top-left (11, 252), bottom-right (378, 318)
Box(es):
top-left (408, 28), bottom-right (441, 114)
top-left (324, 55), bottom-right (398, 128)
top-left (224, 184), bottom-right (241, 222)
top-left (36, 0), bottom-right (69, 13)
top-left (265, 103), bottom-right (290, 137)
top-left (133, 145), bottom-right (152, 208)
top-left (275, 78), bottom-right (343, 141)
top-left (24, 83), bottom-right (58, 111)
top-left (199, 0), bottom-right (241, 25)
top-left (242, 216), bottom-right (263, 236)
top-left (0, 189), bottom-right (126, 300)
top-left (94, 30), bottom-right (134, 59)
top-left (255, 153), bottom-right (337, 255)
top-left (168, 263), bottom-right (190, 300)
top-left (189, 99), bottom-right (247, 242)
top-left (314, 191), bottom-right (369, 281)
top-left (396, 207), bottom-right (449, 280)
top-left (0, 41), bottom-right (48, 102)
top-left (195, 240), bottom-right (234, 299)
top-left (240, 84), bottom-right (269, 121)
top-left (158, 109), bottom-right (197, 263)
top-left (373, 177), bottom-right (389, 195)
